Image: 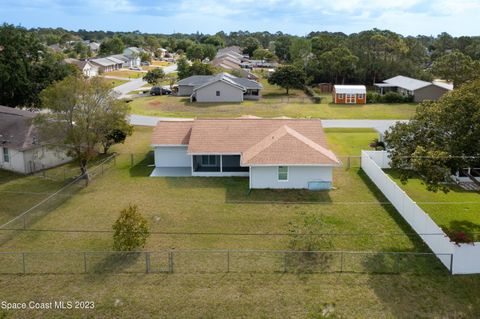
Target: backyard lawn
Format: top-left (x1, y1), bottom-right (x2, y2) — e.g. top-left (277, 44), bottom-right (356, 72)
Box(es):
top-left (101, 78), bottom-right (129, 88)
top-left (1, 127), bottom-right (480, 318)
top-left (128, 79), bottom-right (417, 119)
top-left (387, 170), bottom-right (480, 241)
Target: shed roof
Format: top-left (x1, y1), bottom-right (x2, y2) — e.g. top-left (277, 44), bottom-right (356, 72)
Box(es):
top-left (0, 106), bottom-right (39, 150)
top-left (334, 85), bottom-right (367, 94)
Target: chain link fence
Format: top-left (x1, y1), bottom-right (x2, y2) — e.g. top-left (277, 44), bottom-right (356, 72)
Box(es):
top-left (0, 154), bottom-right (117, 244)
top-left (0, 250), bottom-right (451, 275)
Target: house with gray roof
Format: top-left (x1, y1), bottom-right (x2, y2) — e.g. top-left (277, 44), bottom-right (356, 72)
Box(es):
top-left (375, 75), bottom-right (453, 102)
top-left (90, 57), bottom-right (122, 73)
top-left (177, 73), bottom-right (263, 103)
top-left (0, 106), bottom-right (71, 174)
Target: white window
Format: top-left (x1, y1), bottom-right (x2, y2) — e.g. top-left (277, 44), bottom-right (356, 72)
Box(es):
top-left (201, 155), bottom-right (217, 166)
top-left (346, 94), bottom-right (355, 103)
top-left (337, 94), bottom-right (344, 99)
top-left (216, 91), bottom-right (221, 96)
top-left (3, 147), bottom-right (9, 163)
top-left (278, 166), bottom-right (288, 181)
top-left (357, 94), bottom-right (364, 99)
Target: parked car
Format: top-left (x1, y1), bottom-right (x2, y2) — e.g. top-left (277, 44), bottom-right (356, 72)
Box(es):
top-left (150, 86), bottom-right (172, 96)
top-left (141, 61), bottom-right (150, 66)
top-left (129, 67), bottom-right (142, 71)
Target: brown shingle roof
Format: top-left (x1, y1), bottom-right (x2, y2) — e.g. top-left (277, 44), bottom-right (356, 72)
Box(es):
top-left (151, 121), bottom-right (194, 145)
top-left (152, 119), bottom-right (339, 166)
top-left (0, 105), bottom-right (39, 150)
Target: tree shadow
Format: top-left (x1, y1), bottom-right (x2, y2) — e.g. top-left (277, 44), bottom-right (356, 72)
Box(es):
top-left (86, 252), bottom-right (144, 280)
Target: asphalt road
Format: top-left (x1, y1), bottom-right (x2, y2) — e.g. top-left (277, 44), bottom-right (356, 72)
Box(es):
top-left (129, 114), bottom-right (405, 133)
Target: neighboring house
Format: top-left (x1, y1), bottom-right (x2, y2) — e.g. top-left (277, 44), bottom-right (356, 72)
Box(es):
top-left (332, 85), bottom-right (367, 104)
top-left (122, 47), bottom-right (143, 67)
top-left (374, 75), bottom-right (453, 102)
top-left (86, 41), bottom-right (100, 53)
top-left (48, 43), bottom-right (63, 53)
top-left (109, 54), bottom-right (132, 68)
top-left (150, 119), bottom-right (340, 189)
top-left (64, 58), bottom-right (99, 77)
top-left (0, 106), bottom-right (71, 174)
top-left (158, 48), bottom-right (168, 58)
top-left (177, 73), bottom-right (263, 102)
top-left (90, 57), bottom-right (122, 73)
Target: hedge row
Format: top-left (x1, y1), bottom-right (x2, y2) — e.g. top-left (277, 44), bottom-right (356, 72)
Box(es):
top-left (367, 92), bottom-right (414, 103)
top-left (304, 86), bottom-right (322, 104)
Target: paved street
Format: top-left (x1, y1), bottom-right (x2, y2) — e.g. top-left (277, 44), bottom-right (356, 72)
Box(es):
top-left (129, 114), bottom-right (406, 132)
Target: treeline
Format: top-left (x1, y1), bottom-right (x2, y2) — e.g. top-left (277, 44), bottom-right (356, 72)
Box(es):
top-left (2, 23), bottom-right (480, 108)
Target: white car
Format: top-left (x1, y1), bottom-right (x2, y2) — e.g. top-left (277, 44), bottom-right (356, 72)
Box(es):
top-left (129, 67), bottom-right (142, 71)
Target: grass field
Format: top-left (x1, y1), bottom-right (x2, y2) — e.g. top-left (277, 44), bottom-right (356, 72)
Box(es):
top-left (387, 170), bottom-right (480, 241)
top-left (129, 80), bottom-right (418, 119)
top-left (103, 70), bottom-right (145, 79)
top-left (101, 78), bottom-right (129, 88)
top-left (1, 127), bottom-right (480, 318)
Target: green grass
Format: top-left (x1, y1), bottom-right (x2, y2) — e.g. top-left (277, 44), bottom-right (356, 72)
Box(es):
top-left (2, 127), bottom-right (480, 318)
top-left (386, 170), bottom-right (480, 241)
top-left (101, 78), bottom-right (129, 88)
top-left (103, 70), bottom-right (145, 79)
top-left (0, 127), bottom-right (421, 253)
top-left (128, 79), bottom-right (417, 119)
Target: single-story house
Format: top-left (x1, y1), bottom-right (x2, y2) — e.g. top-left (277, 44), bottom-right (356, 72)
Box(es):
top-left (374, 75), bottom-right (453, 102)
top-left (64, 58), bottom-right (99, 77)
top-left (177, 73), bottom-right (263, 102)
top-left (0, 106), bottom-right (71, 174)
top-left (332, 85), bottom-right (367, 104)
top-left (150, 119), bottom-right (340, 189)
top-left (122, 47), bottom-right (144, 67)
top-left (87, 41), bottom-right (100, 52)
top-left (158, 48), bottom-right (168, 58)
top-left (90, 57), bottom-right (122, 73)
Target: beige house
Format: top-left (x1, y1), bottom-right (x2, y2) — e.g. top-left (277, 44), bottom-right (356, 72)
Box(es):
top-left (150, 119), bottom-right (340, 189)
top-left (375, 75), bottom-right (453, 102)
top-left (0, 106), bottom-right (71, 174)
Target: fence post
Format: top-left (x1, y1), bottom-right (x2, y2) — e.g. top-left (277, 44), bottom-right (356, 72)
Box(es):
top-left (168, 251), bottom-right (174, 273)
top-left (23, 215), bottom-right (26, 229)
top-left (450, 254), bottom-right (454, 275)
top-left (145, 252), bottom-right (151, 274)
top-left (347, 157), bottom-right (351, 170)
top-left (83, 252), bottom-right (87, 273)
top-left (226, 250), bottom-right (230, 273)
top-left (22, 253), bottom-right (26, 274)
top-left (113, 155), bottom-right (117, 167)
top-left (340, 252), bottom-right (345, 273)
top-left (130, 154), bottom-right (134, 167)
top-left (395, 253), bottom-right (400, 274)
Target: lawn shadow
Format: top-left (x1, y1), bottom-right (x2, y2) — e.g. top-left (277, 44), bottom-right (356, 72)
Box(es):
top-left (363, 248), bottom-right (480, 318)
top-left (129, 151), bottom-right (155, 177)
top-left (86, 252), bottom-right (144, 279)
top-left (357, 169), bottom-right (428, 252)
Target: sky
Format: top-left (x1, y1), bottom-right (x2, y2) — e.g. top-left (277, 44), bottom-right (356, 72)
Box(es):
top-left (0, 0), bottom-right (479, 36)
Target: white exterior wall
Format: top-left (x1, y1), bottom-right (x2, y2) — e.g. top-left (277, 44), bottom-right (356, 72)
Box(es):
top-left (23, 146), bottom-right (71, 174)
top-left (0, 148), bottom-right (26, 173)
top-left (195, 82), bottom-right (244, 103)
top-left (250, 166), bottom-right (333, 189)
top-left (154, 146), bottom-right (191, 167)
top-left (0, 146), bottom-right (70, 174)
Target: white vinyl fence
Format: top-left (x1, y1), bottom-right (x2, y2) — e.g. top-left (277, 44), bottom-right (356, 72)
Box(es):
top-left (361, 150), bottom-right (480, 274)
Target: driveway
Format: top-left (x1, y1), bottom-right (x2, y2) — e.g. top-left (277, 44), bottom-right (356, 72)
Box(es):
top-left (112, 64), bottom-right (177, 98)
top-left (129, 114), bottom-right (406, 132)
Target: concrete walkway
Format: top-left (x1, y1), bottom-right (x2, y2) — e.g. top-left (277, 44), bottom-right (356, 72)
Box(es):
top-left (129, 114), bottom-right (406, 133)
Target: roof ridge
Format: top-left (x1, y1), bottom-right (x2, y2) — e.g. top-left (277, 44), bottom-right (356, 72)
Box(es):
top-left (242, 125), bottom-right (339, 165)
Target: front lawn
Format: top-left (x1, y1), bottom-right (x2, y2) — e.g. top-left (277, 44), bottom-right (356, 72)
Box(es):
top-left (386, 170), bottom-right (480, 241)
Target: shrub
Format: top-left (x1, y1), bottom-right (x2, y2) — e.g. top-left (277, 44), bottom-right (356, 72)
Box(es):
top-left (444, 228), bottom-right (475, 245)
top-left (305, 86), bottom-right (322, 104)
top-left (367, 91), bottom-right (414, 103)
top-left (113, 205), bottom-right (150, 251)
